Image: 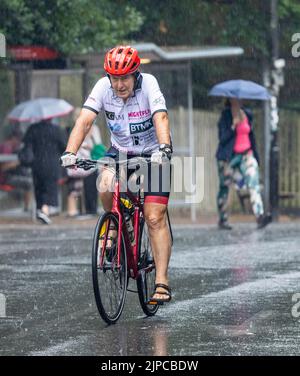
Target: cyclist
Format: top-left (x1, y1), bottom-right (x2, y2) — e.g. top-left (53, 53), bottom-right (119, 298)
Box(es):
top-left (61, 45), bottom-right (172, 304)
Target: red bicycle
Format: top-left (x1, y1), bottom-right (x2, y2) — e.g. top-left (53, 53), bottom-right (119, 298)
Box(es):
top-left (75, 155), bottom-right (173, 325)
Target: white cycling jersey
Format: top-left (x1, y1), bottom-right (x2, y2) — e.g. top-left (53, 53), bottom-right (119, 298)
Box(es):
top-left (83, 73), bottom-right (167, 154)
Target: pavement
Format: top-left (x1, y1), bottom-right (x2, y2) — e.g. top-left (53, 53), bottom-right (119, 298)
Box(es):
top-left (1, 218), bottom-right (300, 356)
top-left (0, 206), bottom-right (299, 228)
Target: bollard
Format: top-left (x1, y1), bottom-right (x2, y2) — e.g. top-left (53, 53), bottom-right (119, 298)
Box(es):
top-left (0, 33), bottom-right (6, 58)
top-left (0, 293), bottom-right (6, 317)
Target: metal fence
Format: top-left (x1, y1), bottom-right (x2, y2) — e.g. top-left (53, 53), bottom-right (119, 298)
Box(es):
top-left (279, 110), bottom-right (300, 211)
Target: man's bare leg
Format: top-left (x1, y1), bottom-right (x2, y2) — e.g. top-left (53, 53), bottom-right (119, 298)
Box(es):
top-left (99, 168), bottom-right (116, 247)
top-left (144, 202), bottom-right (172, 300)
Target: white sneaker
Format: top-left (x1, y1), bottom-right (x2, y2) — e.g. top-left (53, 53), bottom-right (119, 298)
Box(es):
top-left (37, 210), bottom-right (52, 225)
top-left (48, 206), bottom-right (60, 216)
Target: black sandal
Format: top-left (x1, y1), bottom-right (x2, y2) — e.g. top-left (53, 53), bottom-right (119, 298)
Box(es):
top-left (148, 283), bottom-right (172, 305)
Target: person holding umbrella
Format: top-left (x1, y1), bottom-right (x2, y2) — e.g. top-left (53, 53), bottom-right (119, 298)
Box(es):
top-left (210, 80), bottom-right (272, 230)
top-left (7, 98), bottom-right (72, 224)
top-left (21, 119), bottom-right (67, 224)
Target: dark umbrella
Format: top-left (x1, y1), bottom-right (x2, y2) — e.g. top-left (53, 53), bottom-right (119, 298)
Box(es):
top-left (208, 79), bottom-right (271, 100)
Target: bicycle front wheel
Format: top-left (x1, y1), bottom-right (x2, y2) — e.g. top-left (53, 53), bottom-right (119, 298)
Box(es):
top-left (137, 219), bottom-right (159, 316)
top-left (92, 212), bottom-right (127, 325)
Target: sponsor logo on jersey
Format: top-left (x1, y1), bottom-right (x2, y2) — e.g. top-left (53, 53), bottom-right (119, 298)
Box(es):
top-left (152, 96), bottom-right (165, 106)
top-left (128, 109), bottom-right (151, 118)
top-left (106, 111), bottom-right (124, 121)
top-left (130, 118), bottom-right (153, 134)
top-left (108, 123), bottom-right (122, 132)
top-left (105, 111), bottom-right (115, 120)
top-left (88, 96), bottom-right (97, 103)
top-left (132, 136), bottom-right (140, 145)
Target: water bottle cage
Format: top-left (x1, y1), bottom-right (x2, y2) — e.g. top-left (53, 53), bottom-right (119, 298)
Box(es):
top-left (124, 213), bottom-right (135, 244)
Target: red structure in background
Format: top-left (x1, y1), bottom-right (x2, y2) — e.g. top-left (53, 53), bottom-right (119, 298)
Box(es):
top-left (8, 46), bottom-right (59, 61)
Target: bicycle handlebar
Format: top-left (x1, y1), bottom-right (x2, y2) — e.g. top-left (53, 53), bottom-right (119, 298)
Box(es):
top-left (73, 155), bottom-right (166, 171)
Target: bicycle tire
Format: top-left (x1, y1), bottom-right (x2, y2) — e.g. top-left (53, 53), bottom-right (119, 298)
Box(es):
top-left (137, 218), bottom-right (159, 316)
top-left (92, 212), bottom-right (127, 325)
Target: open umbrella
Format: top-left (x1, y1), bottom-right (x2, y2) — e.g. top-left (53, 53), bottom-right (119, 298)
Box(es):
top-left (208, 80), bottom-right (271, 100)
top-left (7, 97), bottom-right (74, 123)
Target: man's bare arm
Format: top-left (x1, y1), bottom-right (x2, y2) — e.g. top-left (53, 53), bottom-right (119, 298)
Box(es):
top-left (66, 108), bottom-right (97, 154)
top-left (153, 111), bottom-right (171, 145)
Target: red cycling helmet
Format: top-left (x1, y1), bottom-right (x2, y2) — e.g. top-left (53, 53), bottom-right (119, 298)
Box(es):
top-left (104, 45), bottom-right (140, 76)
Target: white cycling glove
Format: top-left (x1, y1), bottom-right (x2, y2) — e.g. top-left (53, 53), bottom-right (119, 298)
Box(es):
top-left (151, 144), bottom-right (173, 164)
top-left (60, 151), bottom-right (77, 167)
top-left (151, 151), bottom-right (165, 164)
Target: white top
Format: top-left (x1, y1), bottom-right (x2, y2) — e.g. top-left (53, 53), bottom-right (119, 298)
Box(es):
top-left (83, 73), bottom-right (167, 154)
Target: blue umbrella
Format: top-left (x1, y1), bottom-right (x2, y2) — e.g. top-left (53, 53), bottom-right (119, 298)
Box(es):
top-left (208, 79), bottom-right (271, 100)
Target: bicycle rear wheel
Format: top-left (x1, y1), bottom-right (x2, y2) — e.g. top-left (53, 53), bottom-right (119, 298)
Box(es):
top-left (92, 212), bottom-right (127, 324)
top-left (137, 219), bottom-right (159, 316)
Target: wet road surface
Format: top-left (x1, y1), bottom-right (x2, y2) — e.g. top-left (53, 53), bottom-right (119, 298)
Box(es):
top-left (0, 221), bottom-right (300, 356)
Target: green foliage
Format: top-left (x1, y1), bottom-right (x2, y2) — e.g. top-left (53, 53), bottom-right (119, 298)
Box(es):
top-left (1, 0), bottom-right (299, 58)
top-left (0, 0), bottom-right (144, 54)
top-left (129, 0), bottom-right (268, 56)
top-left (129, 0), bottom-right (300, 58)
top-left (127, 0), bottom-right (299, 109)
top-left (279, 0), bottom-right (300, 55)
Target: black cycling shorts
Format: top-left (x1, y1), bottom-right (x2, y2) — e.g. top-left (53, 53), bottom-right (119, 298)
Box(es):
top-left (105, 146), bottom-right (171, 205)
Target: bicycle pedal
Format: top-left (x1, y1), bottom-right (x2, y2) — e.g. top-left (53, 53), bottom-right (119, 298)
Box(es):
top-left (147, 300), bottom-right (163, 306)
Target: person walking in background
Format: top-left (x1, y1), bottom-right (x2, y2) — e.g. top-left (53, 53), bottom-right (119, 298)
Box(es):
top-left (216, 99), bottom-right (237, 230)
top-left (0, 126), bottom-right (33, 211)
top-left (216, 98), bottom-right (272, 230)
top-left (22, 120), bottom-right (67, 224)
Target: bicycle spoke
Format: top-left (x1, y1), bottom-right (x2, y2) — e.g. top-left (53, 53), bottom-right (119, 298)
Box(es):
top-left (92, 213), bottom-right (127, 324)
top-left (137, 219), bottom-right (158, 316)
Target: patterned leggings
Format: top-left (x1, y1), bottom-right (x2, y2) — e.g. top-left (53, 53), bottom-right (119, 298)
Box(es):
top-left (217, 151), bottom-right (264, 222)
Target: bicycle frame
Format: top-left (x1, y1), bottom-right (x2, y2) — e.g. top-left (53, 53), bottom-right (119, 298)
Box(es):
top-left (109, 177), bottom-right (144, 279)
top-left (75, 156), bottom-right (171, 280)
top-left (97, 159), bottom-right (146, 280)
top-left (75, 156), bottom-right (168, 323)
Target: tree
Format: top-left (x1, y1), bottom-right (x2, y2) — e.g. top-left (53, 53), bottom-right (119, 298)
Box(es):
top-left (129, 0), bottom-right (300, 58)
top-left (1, 0), bottom-right (298, 58)
top-left (128, 0), bottom-right (300, 109)
top-left (0, 0), bottom-right (144, 55)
